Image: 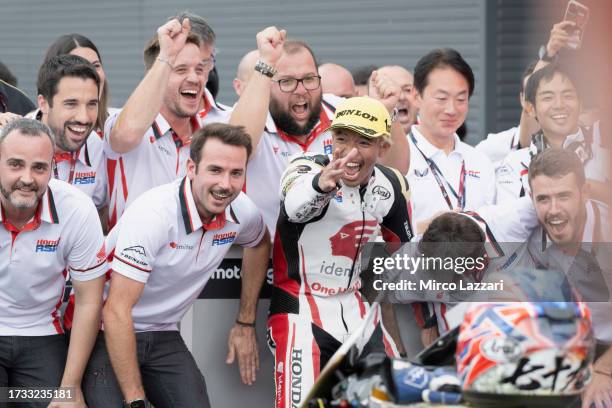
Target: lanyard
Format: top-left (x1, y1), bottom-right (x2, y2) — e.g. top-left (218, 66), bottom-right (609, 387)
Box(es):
top-left (53, 152), bottom-right (77, 185)
top-left (410, 132), bottom-right (466, 210)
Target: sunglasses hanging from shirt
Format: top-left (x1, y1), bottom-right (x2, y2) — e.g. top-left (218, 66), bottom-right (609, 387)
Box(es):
top-left (409, 132), bottom-right (466, 211)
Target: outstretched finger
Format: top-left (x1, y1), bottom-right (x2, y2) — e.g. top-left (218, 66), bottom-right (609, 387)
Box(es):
top-left (336, 148), bottom-right (360, 169)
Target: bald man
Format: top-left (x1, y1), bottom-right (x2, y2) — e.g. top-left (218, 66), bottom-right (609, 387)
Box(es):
top-left (377, 65), bottom-right (417, 134)
top-left (233, 49), bottom-right (260, 97)
top-left (318, 62), bottom-right (355, 98)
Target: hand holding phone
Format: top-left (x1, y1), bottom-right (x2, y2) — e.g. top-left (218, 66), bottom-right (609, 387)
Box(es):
top-left (564, 0), bottom-right (589, 49)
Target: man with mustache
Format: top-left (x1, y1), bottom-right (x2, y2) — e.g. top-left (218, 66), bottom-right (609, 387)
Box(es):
top-left (496, 62), bottom-right (608, 204)
top-left (0, 118), bottom-right (107, 407)
top-left (230, 26), bottom-right (408, 235)
top-left (104, 17), bottom-right (228, 229)
top-left (89, 124), bottom-right (270, 408)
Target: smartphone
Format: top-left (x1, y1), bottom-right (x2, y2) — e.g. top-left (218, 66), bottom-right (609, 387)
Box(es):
top-left (563, 0), bottom-right (589, 49)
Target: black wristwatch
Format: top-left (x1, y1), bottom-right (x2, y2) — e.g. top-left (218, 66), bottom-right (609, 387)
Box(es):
top-left (538, 45), bottom-right (556, 62)
top-left (125, 399), bottom-right (150, 408)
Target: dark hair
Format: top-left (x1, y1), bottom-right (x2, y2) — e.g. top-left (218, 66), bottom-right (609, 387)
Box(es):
top-left (173, 11), bottom-right (216, 46)
top-left (206, 66), bottom-right (219, 98)
top-left (143, 32), bottom-right (202, 70)
top-left (283, 40), bottom-right (319, 68)
top-left (419, 212), bottom-right (485, 263)
top-left (44, 33), bottom-right (109, 130)
top-left (37, 54), bottom-right (100, 107)
top-left (351, 65), bottom-right (378, 86)
top-left (189, 123), bottom-right (252, 169)
top-left (0, 117), bottom-right (55, 153)
top-left (520, 59), bottom-right (539, 93)
top-left (413, 48), bottom-right (475, 97)
top-left (524, 62), bottom-right (579, 107)
top-left (528, 147), bottom-right (585, 188)
top-left (0, 60), bottom-right (18, 87)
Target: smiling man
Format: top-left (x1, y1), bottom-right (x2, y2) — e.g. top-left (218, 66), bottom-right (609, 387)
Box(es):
top-left (267, 96), bottom-right (413, 408)
top-left (89, 124), bottom-right (270, 408)
top-left (0, 55), bottom-right (108, 210)
top-left (406, 48), bottom-right (495, 231)
top-left (0, 118), bottom-right (107, 407)
top-left (104, 17), bottom-right (228, 228)
top-left (496, 62), bottom-right (608, 203)
top-left (230, 26), bottom-right (407, 234)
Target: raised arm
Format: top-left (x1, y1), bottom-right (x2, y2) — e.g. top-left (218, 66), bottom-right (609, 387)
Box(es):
top-left (109, 18), bottom-right (191, 153)
top-left (229, 26), bottom-right (285, 151)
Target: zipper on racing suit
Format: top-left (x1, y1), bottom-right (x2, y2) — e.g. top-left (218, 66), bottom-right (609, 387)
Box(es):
top-left (346, 186), bottom-right (368, 290)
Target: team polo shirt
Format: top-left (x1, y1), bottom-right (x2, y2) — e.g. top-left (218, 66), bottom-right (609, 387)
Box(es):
top-left (106, 177), bottom-right (266, 332)
top-left (406, 125), bottom-right (496, 228)
top-left (0, 178), bottom-right (107, 336)
top-left (24, 110), bottom-right (108, 209)
top-left (475, 126), bottom-right (521, 171)
top-left (104, 89), bottom-right (230, 228)
top-left (245, 93), bottom-right (341, 233)
top-left (495, 127), bottom-right (609, 204)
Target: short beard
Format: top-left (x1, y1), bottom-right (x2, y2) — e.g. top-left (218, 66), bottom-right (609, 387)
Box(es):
top-left (270, 96), bottom-right (322, 136)
top-left (0, 182), bottom-right (41, 210)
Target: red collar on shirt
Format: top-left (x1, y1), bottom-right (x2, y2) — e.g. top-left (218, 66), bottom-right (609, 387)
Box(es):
top-left (1, 201), bottom-right (42, 234)
top-left (198, 93), bottom-right (213, 120)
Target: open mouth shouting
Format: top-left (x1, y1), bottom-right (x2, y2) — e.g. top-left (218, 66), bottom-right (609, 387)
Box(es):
top-left (180, 87), bottom-right (202, 110)
top-left (343, 161), bottom-right (362, 182)
top-left (546, 215), bottom-right (570, 238)
top-left (291, 100), bottom-right (310, 122)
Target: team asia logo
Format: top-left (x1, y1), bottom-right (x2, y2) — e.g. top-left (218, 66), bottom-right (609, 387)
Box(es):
top-left (329, 220), bottom-right (378, 259)
top-left (36, 238), bottom-right (60, 252)
top-left (323, 139), bottom-right (333, 154)
top-left (467, 170), bottom-right (481, 179)
top-left (212, 232), bottom-right (237, 246)
top-left (73, 171), bottom-right (96, 185)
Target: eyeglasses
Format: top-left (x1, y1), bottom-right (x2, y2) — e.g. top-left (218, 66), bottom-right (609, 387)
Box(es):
top-left (201, 56), bottom-right (215, 72)
top-left (274, 75), bottom-right (321, 93)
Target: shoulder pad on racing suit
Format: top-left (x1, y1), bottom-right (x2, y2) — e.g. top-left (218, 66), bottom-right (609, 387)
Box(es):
top-left (280, 153), bottom-right (335, 223)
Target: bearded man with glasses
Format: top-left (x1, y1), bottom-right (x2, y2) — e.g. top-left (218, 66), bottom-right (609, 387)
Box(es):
top-left (230, 26), bottom-right (409, 235)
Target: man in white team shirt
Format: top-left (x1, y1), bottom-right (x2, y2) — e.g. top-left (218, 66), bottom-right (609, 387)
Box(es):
top-left (1, 55), bottom-right (108, 209)
top-left (230, 26), bottom-right (409, 234)
top-left (407, 48), bottom-right (495, 236)
top-left (104, 17), bottom-right (229, 229)
top-left (0, 118), bottom-right (106, 407)
top-left (403, 48), bottom-right (495, 344)
top-left (90, 124), bottom-right (270, 408)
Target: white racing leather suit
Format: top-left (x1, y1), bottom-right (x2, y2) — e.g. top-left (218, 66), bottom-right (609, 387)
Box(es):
top-left (267, 153), bottom-right (414, 408)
